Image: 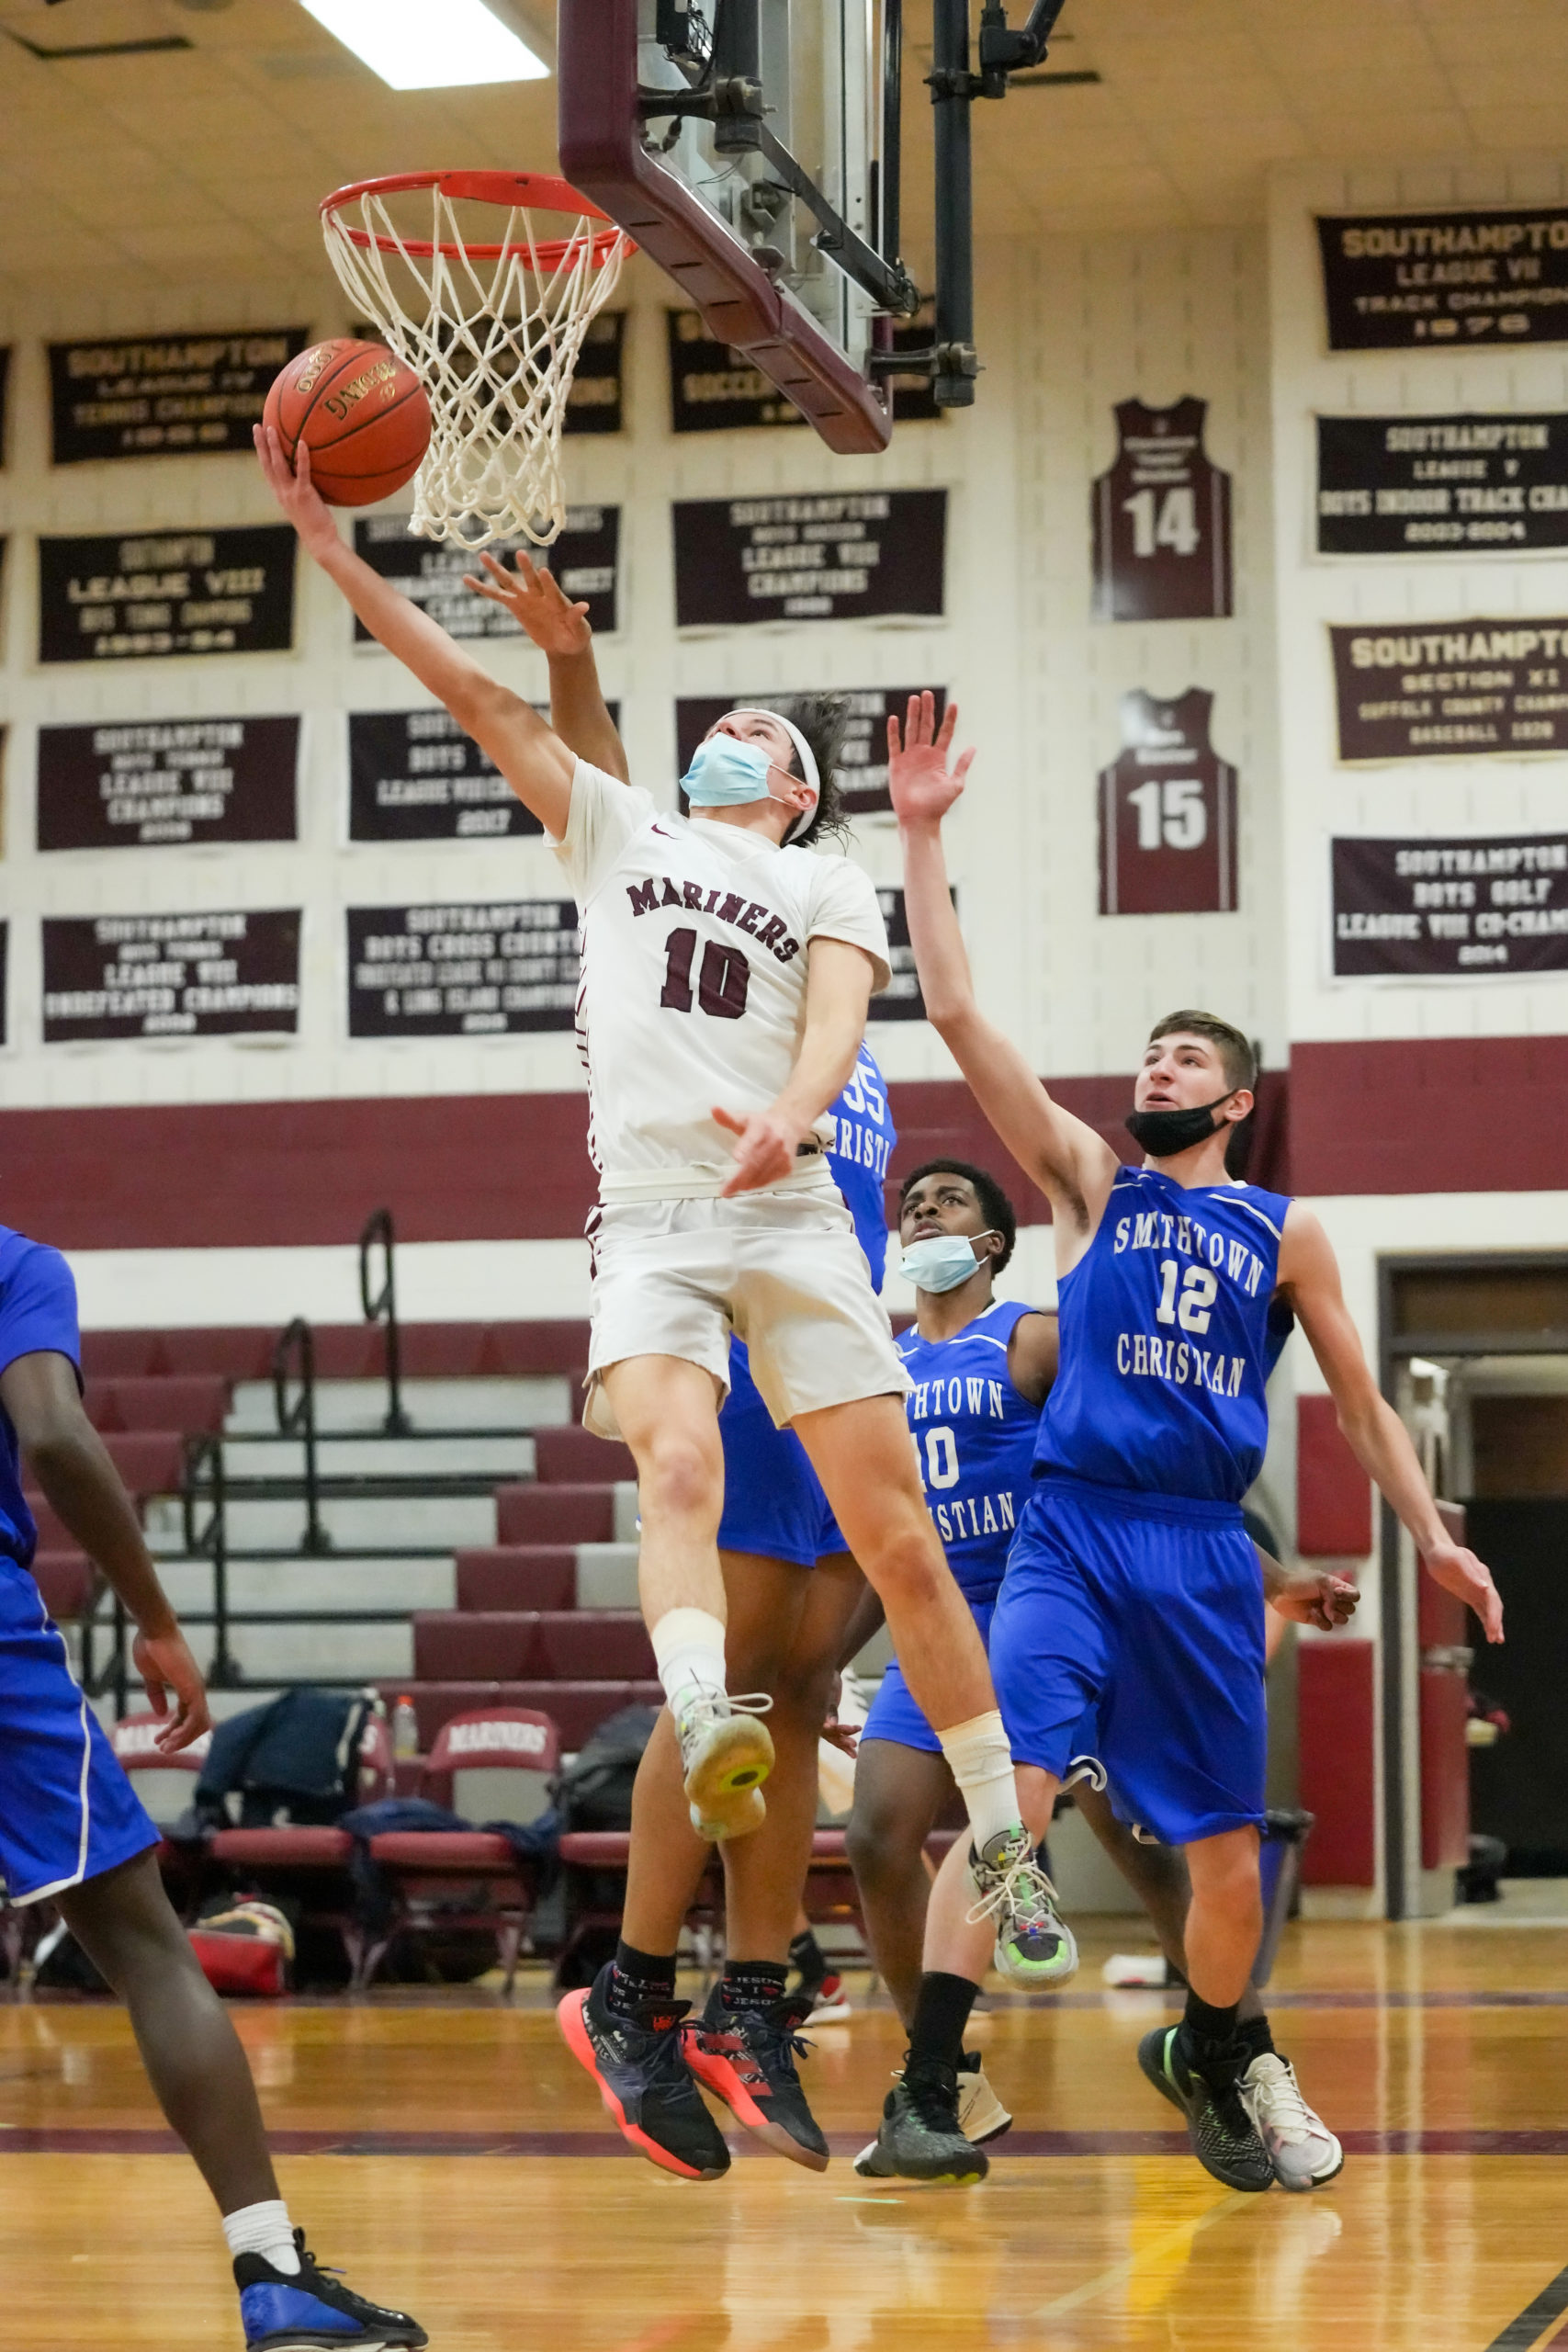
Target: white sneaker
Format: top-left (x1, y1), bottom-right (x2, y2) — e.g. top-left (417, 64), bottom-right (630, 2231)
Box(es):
top-left (965, 1828), bottom-right (1079, 1987)
top-left (674, 1689), bottom-right (773, 1840)
top-left (956, 2052), bottom-right (1011, 2144)
top-left (1241, 2052), bottom-right (1344, 2191)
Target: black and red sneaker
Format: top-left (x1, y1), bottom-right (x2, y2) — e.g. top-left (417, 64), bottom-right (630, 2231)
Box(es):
top-left (558, 1963), bottom-right (731, 2180)
top-left (684, 1986), bottom-right (829, 2172)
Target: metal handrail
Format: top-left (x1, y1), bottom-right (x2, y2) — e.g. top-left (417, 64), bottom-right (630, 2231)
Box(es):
top-left (182, 1430), bottom-right (240, 1686)
top-left (358, 1206), bottom-right (411, 1436)
top-left (273, 1317), bottom-right (331, 1555)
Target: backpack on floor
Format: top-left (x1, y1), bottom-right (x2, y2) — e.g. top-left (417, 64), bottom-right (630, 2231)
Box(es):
top-left (187, 1899), bottom-right (295, 1997)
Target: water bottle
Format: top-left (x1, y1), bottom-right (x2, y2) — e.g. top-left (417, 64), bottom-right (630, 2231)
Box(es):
top-left (392, 1693), bottom-right (419, 1760)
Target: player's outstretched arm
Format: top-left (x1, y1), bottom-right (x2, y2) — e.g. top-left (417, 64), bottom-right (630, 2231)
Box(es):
top-left (463, 551), bottom-right (630, 785)
top-left (1280, 1205), bottom-right (1505, 1643)
top-left (254, 425), bottom-right (576, 833)
top-left (891, 693), bottom-right (1118, 1242)
top-left (716, 937), bottom-right (874, 1197)
top-left (0, 1352), bottom-right (212, 1749)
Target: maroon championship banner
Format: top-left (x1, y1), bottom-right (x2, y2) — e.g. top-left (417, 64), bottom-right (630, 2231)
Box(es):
top-left (673, 492), bottom-right (945, 627)
top-left (37, 527), bottom-right (296, 663)
top-left (1099, 690), bottom-right (1238, 915)
top-left (48, 328), bottom-right (310, 464)
top-left (353, 506), bottom-right (619, 641)
top-left (42, 910), bottom-right (301, 1041)
top-left (1316, 209), bottom-right (1568, 351)
top-left (347, 900), bottom-right (581, 1037)
top-left (674, 688), bottom-right (944, 820)
top-left (37, 717), bottom-right (299, 850)
top-left (1316, 414), bottom-right (1568, 556)
top-left (1092, 399), bottom-right (1233, 622)
top-left (1330, 618), bottom-right (1568, 762)
top-left (869, 888), bottom-right (955, 1022)
top-left (1333, 833), bottom-right (1568, 978)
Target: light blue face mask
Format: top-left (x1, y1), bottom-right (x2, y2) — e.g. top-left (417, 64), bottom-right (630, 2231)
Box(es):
top-left (682, 734), bottom-right (776, 807)
top-left (898, 1231), bottom-right (998, 1294)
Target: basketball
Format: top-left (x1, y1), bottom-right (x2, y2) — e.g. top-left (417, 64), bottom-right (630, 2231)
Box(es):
top-left (262, 336), bottom-right (430, 505)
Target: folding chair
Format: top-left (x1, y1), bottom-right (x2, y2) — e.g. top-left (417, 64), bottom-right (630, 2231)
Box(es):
top-left (363, 1707), bottom-right (560, 1995)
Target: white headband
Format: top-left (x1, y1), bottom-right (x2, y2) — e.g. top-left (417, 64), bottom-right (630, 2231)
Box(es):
top-left (727, 707), bottom-right (820, 842)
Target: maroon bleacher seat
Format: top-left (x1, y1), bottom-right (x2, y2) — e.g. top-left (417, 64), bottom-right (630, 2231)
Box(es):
top-left (80, 1321), bottom-right (593, 1386)
top-left (455, 1548), bottom-right (577, 1613)
top-left (382, 1680), bottom-right (660, 1751)
top-left (30, 1553), bottom-right (99, 1620)
top-left (99, 1432), bottom-right (186, 1498)
top-left (536, 1613), bottom-right (654, 1679)
top-left (86, 1375), bottom-right (230, 1435)
top-left (412, 1611), bottom-right (653, 1681)
top-left (495, 1483), bottom-right (619, 1546)
top-left (533, 1427), bottom-right (637, 1484)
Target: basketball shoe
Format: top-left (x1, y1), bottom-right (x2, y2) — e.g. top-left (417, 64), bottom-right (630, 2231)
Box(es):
top-left (685, 1986), bottom-right (829, 2171)
top-left (854, 2057), bottom-right (988, 2185)
top-left (965, 1828), bottom-right (1079, 1985)
top-left (853, 2051), bottom-right (1010, 2176)
top-left (1138, 2024), bottom-right (1273, 2192)
top-left (1241, 2052), bottom-right (1344, 2190)
top-left (236, 2230), bottom-right (426, 2348)
top-left (674, 1690), bottom-right (774, 1840)
top-left (558, 1964), bottom-right (731, 2179)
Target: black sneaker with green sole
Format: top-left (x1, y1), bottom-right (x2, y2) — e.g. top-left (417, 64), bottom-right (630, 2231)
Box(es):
top-left (856, 2059), bottom-right (989, 2186)
top-left (1138, 2023), bottom-right (1273, 2192)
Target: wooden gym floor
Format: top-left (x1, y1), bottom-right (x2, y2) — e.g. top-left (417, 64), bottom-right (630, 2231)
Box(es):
top-left (4, 1915), bottom-right (1567, 2352)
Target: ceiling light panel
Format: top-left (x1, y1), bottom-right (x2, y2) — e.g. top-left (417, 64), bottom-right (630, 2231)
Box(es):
top-left (296, 0), bottom-right (547, 90)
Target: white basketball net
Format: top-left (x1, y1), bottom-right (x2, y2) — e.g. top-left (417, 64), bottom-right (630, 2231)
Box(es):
top-left (321, 184), bottom-right (630, 549)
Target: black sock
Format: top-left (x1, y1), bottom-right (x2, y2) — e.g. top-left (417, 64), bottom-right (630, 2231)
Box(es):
top-left (1183, 1990), bottom-right (1242, 2047)
top-left (908, 1971), bottom-right (980, 2076)
top-left (720, 1960), bottom-right (788, 2013)
top-left (789, 1928), bottom-right (826, 1981)
top-left (1235, 2012), bottom-right (1275, 2062)
top-left (606, 1941), bottom-right (677, 2016)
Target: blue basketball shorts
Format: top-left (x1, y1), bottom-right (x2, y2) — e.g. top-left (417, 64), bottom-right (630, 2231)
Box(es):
top-left (716, 1340), bottom-right (847, 1569)
top-left (860, 1597), bottom-right (998, 1754)
top-left (988, 1475), bottom-right (1267, 1848)
top-left (0, 1562), bottom-right (158, 1905)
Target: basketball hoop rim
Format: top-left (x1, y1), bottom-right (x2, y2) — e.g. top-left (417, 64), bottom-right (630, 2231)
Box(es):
top-left (320, 170), bottom-right (628, 268)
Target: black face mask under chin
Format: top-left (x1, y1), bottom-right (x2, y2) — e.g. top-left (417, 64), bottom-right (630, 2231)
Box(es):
top-left (1124, 1090), bottom-right (1236, 1159)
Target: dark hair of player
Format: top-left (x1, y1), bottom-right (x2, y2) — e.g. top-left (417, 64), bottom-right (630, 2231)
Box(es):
top-left (769, 693), bottom-right (852, 848)
top-left (1146, 1009), bottom-right (1257, 1094)
top-left (898, 1159), bottom-right (1018, 1274)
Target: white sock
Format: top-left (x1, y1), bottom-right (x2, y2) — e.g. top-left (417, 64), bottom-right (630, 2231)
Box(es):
top-left (651, 1606), bottom-right (728, 1713)
top-left (223, 2199), bottom-right (300, 2275)
top-left (938, 1710), bottom-right (1023, 1850)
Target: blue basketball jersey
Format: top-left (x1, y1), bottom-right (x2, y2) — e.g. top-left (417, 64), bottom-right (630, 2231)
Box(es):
top-left (899, 1298), bottom-right (1043, 1602)
top-left (827, 1042), bottom-right (896, 1288)
top-left (0, 1230), bottom-right (82, 1569)
top-left (1034, 1166), bottom-right (1292, 1505)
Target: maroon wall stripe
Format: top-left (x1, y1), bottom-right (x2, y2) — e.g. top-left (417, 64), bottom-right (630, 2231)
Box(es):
top-left (1291, 1035), bottom-right (1567, 1196)
top-left (0, 1041), bottom-right (1551, 1253)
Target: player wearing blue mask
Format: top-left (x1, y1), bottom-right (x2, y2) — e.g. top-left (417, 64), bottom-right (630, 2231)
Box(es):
top-left (882, 691), bottom-right (1503, 2193)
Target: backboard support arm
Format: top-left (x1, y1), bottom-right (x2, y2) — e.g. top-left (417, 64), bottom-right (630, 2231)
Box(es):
top-left (560, 0), bottom-right (894, 453)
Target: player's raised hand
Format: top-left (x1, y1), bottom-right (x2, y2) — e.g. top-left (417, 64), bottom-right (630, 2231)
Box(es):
top-left (253, 424), bottom-right (339, 561)
top-left (1422, 1539), bottom-right (1505, 1645)
top-left (133, 1623), bottom-right (214, 1753)
top-left (887, 690), bottom-right (976, 829)
top-left (464, 549), bottom-right (592, 655)
top-left (714, 1103), bottom-right (802, 1197)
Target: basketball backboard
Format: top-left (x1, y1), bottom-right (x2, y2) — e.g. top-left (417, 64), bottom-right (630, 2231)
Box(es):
top-left (558, 1), bottom-right (1073, 453)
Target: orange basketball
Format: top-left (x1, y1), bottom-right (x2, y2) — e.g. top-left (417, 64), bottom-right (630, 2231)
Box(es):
top-left (263, 337), bottom-right (431, 506)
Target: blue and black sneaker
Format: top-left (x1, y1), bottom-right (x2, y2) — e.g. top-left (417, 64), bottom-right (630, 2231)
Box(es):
top-left (235, 2229), bottom-right (427, 2349)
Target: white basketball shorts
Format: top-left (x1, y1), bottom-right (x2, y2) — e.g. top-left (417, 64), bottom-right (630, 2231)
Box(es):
top-left (583, 1186), bottom-right (910, 1438)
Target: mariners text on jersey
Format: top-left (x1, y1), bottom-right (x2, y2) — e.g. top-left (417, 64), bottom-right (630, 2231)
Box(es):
top-left (625, 872), bottom-right (801, 966)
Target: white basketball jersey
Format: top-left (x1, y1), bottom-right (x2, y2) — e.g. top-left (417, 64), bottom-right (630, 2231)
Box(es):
top-left (554, 762), bottom-right (891, 1195)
